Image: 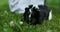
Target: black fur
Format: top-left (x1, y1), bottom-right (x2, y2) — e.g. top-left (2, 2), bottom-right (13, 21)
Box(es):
top-left (38, 5), bottom-right (50, 20)
top-left (30, 7), bottom-right (41, 25)
top-left (24, 5), bottom-right (33, 23)
top-left (24, 7), bottom-right (30, 23)
top-left (24, 5), bottom-right (50, 25)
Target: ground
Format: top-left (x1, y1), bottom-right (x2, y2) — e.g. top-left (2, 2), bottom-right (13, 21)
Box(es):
top-left (0, 0), bottom-right (60, 32)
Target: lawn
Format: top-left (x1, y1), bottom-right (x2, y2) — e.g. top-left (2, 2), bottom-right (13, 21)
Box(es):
top-left (0, 0), bottom-right (60, 32)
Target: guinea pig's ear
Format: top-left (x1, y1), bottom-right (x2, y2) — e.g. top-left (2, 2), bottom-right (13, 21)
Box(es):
top-left (31, 7), bottom-right (36, 11)
top-left (38, 5), bottom-right (43, 7)
top-left (25, 7), bottom-right (29, 10)
top-left (25, 7), bottom-right (30, 12)
top-left (29, 5), bottom-right (33, 9)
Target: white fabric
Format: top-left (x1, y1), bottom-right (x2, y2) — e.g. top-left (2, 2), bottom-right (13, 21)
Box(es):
top-left (9, 0), bottom-right (45, 13)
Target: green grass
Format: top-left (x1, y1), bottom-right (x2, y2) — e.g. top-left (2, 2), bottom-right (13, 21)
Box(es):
top-left (0, 0), bottom-right (60, 32)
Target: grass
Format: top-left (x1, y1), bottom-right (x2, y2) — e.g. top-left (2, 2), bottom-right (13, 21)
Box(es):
top-left (0, 0), bottom-right (60, 32)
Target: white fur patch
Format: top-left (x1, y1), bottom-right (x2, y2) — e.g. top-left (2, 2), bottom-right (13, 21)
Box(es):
top-left (48, 10), bottom-right (52, 20)
top-left (29, 9), bottom-right (32, 13)
top-left (29, 14), bottom-right (31, 18)
top-left (29, 9), bottom-right (32, 18)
